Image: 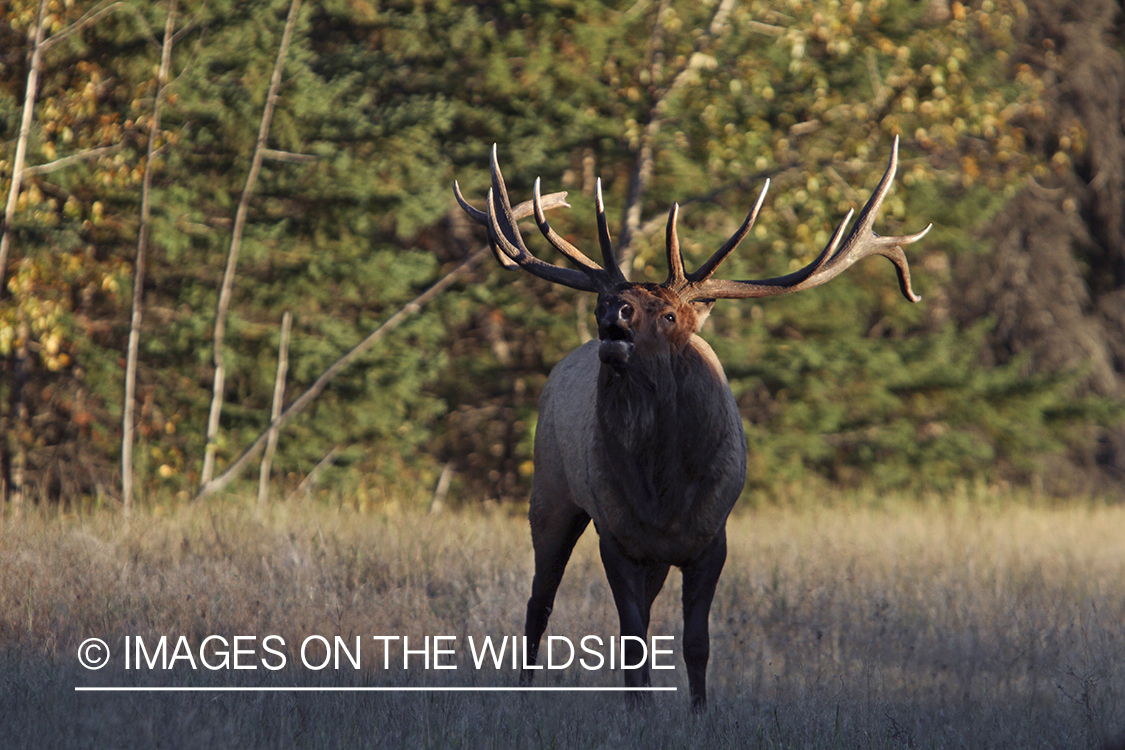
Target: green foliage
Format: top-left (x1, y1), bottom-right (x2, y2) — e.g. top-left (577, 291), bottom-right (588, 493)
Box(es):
top-left (0, 0), bottom-right (1119, 503)
top-left (729, 321), bottom-right (1119, 492)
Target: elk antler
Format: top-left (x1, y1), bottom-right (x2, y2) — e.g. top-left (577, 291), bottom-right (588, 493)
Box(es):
top-left (662, 178), bottom-right (771, 294)
top-left (453, 145), bottom-right (625, 294)
top-left (455, 137), bottom-right (930, 302)
top-left (454, 178), bottom-right (568, 270)
top-left (669, 135), bottom-right (930, 303)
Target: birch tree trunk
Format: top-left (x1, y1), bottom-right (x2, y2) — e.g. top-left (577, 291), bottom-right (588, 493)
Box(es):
top-left (258, 310), bottom-right (292, 506)
top-left (0, 0), bottom-right (48, 507)
top-left (122, 0), bottom-right (177, 516)
top-left (200, 0), bottom-right (302, 488)
top-left (0, 0), bottom-right (49, 300)
top-left (0, 0), bottom-right (123, 295)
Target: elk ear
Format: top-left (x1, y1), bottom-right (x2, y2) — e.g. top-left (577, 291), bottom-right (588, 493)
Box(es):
top-left (690, 300), bottom-right (715, 331)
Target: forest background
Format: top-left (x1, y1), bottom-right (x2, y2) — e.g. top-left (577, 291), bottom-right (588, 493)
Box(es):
top-left (2, 0), bottom-right (1124, 511)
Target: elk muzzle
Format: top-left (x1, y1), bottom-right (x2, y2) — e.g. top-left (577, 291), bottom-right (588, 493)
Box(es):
top-left (597, 300), bottom-right (635, 366)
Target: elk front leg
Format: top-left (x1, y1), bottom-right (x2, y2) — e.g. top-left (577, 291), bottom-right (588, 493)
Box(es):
top-left (522, 497), bottom-right (590, 685)
top-left (680, 526), bottom-right (727, 711)
top-left (641, 563), bottom-right (671, 633)
top-left (598, 533), bottom-right (666, 702)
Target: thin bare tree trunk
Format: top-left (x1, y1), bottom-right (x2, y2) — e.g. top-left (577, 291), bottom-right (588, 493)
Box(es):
top-left (2, 0), bottom-right (156, 507)
top-left (286, 446), bottom-right (338, 502)
top-left (0, 0), bottom-right (49, 299)
top-left (200, 0), bottom-right (302, 487)
top-left (0, 0), bottom-right (48, 508)
top-left (429, 461), bottom-right (454, 513)
top-left (193, 191), bottom-right (569, 501)
top-left (258, 310), bottom-right (291, 506)
top-left (6, 320), bottom-right (31, 513)
top-left (196, 249), bottom-right (483, 500)
top-left (616, 0), bottom-right (738, 273)
top-left (23, 145), bottom-right (122, 177)
top-left (0, 0), bottom-right (126, 296)
top-left (122, 0), bottom-right (177, 516)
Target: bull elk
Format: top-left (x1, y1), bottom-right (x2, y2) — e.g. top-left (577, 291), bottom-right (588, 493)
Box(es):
top-left (453, 137), bottom-right (930, 709)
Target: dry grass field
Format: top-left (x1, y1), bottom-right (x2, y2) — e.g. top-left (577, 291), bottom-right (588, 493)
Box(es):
top-left (2, 489), bottom-right (1123, 749)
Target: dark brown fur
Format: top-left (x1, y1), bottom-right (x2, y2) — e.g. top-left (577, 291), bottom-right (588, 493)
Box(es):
top-left (457, 141), bottom-right (927, 711)
top-left (522, 285), bottom-right (745, 709)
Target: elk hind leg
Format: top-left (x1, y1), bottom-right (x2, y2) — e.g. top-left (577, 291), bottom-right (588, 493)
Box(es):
top-left (522, 494), bottom-right (589, 685)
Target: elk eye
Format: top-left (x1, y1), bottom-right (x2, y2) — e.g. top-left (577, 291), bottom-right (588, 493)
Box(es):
top-left (663, 313), bottom-right (676, 324)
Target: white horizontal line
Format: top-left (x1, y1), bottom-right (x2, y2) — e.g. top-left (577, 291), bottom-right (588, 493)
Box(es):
top-left (76, 686), bottom-right (677, 693)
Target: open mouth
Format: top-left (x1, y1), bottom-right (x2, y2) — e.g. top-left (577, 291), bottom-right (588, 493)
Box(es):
top-left (598, 334), bottom-right (633, 365)
top-left (597, 312), bottom-right (634, 366)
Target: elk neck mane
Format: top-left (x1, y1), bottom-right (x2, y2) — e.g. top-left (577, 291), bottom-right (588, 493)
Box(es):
top-left (595, 338), bottom-right (738, 531)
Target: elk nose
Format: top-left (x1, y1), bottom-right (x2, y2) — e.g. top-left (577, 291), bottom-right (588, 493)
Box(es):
top-left (598, 302), bottom-right (634, 340)
top-left (603, 301), bottom-right (633, 326)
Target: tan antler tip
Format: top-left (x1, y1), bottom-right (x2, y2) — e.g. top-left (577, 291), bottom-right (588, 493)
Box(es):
top-left (826, 208), bottom-right (855, 258)
top-left (753, 178), bottom-right (771, 219)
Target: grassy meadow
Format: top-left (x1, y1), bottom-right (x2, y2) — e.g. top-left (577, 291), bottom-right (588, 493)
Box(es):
top-left (2, 489), bottom-right (1124, 749)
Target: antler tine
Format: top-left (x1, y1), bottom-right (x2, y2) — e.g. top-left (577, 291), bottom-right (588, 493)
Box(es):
top-left (454, 146), bottom-right (602, 292)
top-left (488, 144), bottom-right (529, 258)
top-left (453, 179), bottom-right (488, 225)
top-left (664, 203), bottom-right (687, 290)
top-left (456, 176), bottom-right (574, 271)
top-left (456, 176), bottom-right (571, 229)
top-left (686, 178), bottom-right (771, 284)
top-left (484, 188), bottom-right (600, 292)
top-left (684, 136), bottom-right (930, 302)
top-left (595, 179), bottom-right (628, 284)
top-left (456, 179), bottom-right (517, 269)
top-left (533, 177), bottom-right (604, 273)
top-left (456, 178), bottom-right (570, 231)
top-left (796, 135), bottom-right (930, 302)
